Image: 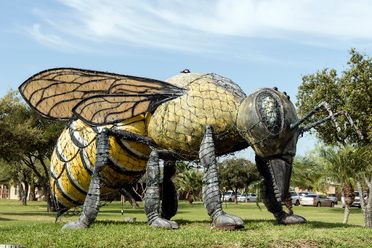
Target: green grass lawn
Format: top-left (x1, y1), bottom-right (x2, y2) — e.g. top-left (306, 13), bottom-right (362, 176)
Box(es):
top-left (0, 199), bottom-right (371, 248)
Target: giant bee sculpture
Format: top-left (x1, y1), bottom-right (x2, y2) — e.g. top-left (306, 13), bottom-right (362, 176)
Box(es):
top-left (19, 68), bottom-right (361, 229)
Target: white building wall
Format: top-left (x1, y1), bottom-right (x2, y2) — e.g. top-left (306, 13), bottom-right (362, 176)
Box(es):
top-left (8, 185), bottom-right (19, 200)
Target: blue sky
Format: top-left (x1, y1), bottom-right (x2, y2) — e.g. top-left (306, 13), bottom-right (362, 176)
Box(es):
top-left (1, 0), bottom-right (372, 157)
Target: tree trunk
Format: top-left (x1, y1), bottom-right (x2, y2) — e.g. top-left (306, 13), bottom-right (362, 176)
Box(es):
top-left (186, 189), bottom-right (194, 205)
top-left (365, 177), bottom-right (372, 228)
top-left (120, 188), bottom-right (139, 209)
top-left (21, 182), bottom-right (29, 206)
top-left (18, 183), bottom-right (24, 201)
top-left (343, 205), bottom-right (351, 224)
top-left (132, 182), bottom-right (145, 201)
top-left (35, 156), bottom-right (56, 212)
top-left (342, 182), bottom-right (355, 224)
top-left (42, 181), bottom-right (56, 212)
top-left (357, 181), bottom-right (367, 227)
top-left (29, 182), bottom-right (37, 201)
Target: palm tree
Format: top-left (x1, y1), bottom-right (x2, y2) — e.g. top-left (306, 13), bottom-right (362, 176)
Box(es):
top-left (320, 145), bottom-right (361, 224)
top-left (292, 156), bottom-right (324, 192)
top-left (351, 145), bottom-right (372, 228)
top-left (173, 162), bottom-right (203, 204)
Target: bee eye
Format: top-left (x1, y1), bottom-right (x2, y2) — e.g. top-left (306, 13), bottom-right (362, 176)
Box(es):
top-left (256, 92), bottom-right (283, 135)
top-left (237, 88), bottom-right (298, 158)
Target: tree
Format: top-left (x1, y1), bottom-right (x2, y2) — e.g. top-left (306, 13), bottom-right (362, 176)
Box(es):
top-left (319, 145), bottom-right (361, 224)
top-left (341, 50), bottom-right (372, 143)
top-left (292, 155), bottom-right (324, 192)
top-left (297, 49), bottom-right (371, 146)
top-left (296, 49), bottom-right (372, 227)
top-left (173, 162), bottom-right (203, 204)
top-left (218, 157), bottom-right (260, 203)
top-left (0, 91), bottom-right (65, 210)
top-left (351, 145), bottom-right (372, 227)
top-left (0, 160), bottom-right (12, 184)
top-left (0, 159), bottom-right (33, 205)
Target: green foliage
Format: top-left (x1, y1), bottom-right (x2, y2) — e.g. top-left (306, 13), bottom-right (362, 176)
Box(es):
top-left (0, 200), bottom-right (370, 248)
top-left (0, 160), bottom-right (12, 183)
top-left (350, 144), bottom-right (372, 179)
top-left (319, 145), bottom-right (363, 185)
top-left (292, 155), bottom-right (324, 191)
top-left (0, 91), bottom-right (65, 208)
top-left (0, 91), bottom-right (34, 161)
top-left (341, 50), bottom-right (372, 143)
top-left (294, 145), bottom-right (371, 193)
top-left (296, 49), bottom-right (372, 145)
top-left (0, 91), bottom-right (65, 162)
top-left (318, 145), bottom-right (371, 189)
top-left (297, 49), bottom-right (372, 226)
top-left (173, 162), bottom-right (203, 202)
top-left (319, 145), bottom-right (358, 212)
top-left (218, 157), bottom-right (260, 195)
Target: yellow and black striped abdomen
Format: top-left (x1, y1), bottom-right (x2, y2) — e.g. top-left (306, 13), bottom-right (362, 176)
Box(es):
top-left (50, 116), bottom-right (150, 209)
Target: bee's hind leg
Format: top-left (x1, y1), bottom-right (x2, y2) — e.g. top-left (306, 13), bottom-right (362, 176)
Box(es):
top-left (200, 126), bottom-right (244, 230)
top-left (144, 150), bottom-right (178, 229)
top-left (62, 129), bottom-right (109, 229)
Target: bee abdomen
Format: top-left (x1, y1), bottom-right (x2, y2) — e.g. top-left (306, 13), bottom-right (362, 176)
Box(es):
top-left (50, 119), bottom-right (150, 209)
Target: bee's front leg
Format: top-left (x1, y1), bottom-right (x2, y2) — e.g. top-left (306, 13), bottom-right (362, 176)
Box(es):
top-left (200, 126), bottom-right (244, 230)
top-left (255, 156), bottom-right (307, 225)
top-left (144, 150), bottom-right (178, 229)
top-left (62, 129), bottom-right (109, 229)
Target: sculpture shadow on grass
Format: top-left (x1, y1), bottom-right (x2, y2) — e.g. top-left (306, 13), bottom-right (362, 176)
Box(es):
top-left (92, 220), bottom-right (148, 226)
top-left (1, 210), bottom-right (358, 230)
top-left (99, 209), bottom-right (187, 215)
top-left (306, 221), bottom-right (360, 229)
top-left (0, 216), bottom-right (13, 221)
top-left (174, 218), bottom-right (356, 230)
top-left (0, 212), bottom-right (54, 217)
top-left (99, 209), bottom-right (145, 215)
top-left (58, 218), bottom-right (358, 231)
top-left (247, 219), bottom-right (358, 229)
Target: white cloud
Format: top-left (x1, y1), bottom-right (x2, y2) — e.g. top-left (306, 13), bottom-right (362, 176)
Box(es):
top-left (29, 24), bottom-right (65, 47)
top-left (28, 24), bottom-right (81, 51)
top-left (27, 0), bottom-right (372, 52)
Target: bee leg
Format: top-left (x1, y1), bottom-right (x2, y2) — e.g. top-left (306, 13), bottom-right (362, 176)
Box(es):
top-left (144, 150), bottom-right (178, 229)
top-left (62, 129), bottom-right (109, 229)
top-left (200, 126), bottom-right (244, 230)
top-left (161, 160), bottom-right (178, 220)
top-left (255, 156), bottom-right (306, 225)
top-left (55, 205), bottom-right (69, 223)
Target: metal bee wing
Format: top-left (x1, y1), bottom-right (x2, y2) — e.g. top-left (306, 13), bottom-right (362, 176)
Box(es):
top-left (19, 68), bottom-right (185, 125)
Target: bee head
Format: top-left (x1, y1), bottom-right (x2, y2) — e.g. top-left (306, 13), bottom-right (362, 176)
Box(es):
top-left (237, 88), bottom-right (300, 159)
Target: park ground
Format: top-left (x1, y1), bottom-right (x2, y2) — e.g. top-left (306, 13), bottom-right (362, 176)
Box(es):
top-left (0, 200), bottom-right (371, 248)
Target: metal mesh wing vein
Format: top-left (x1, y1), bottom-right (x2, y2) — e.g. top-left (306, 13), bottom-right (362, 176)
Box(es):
top-left (18, 68), bottom-right (185, 120)
top-left (72, 94), bottom-right (177, 126)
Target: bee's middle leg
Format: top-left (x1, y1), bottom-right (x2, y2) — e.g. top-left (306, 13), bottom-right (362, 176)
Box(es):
top-left (200, 126), bottom-right (244, 229)
top-left (144, 150), bottom-right (178, 229)
top-left (62, 129), bottom-right (109, 229)
top-left (161, 160), bottom-right (178, 220)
